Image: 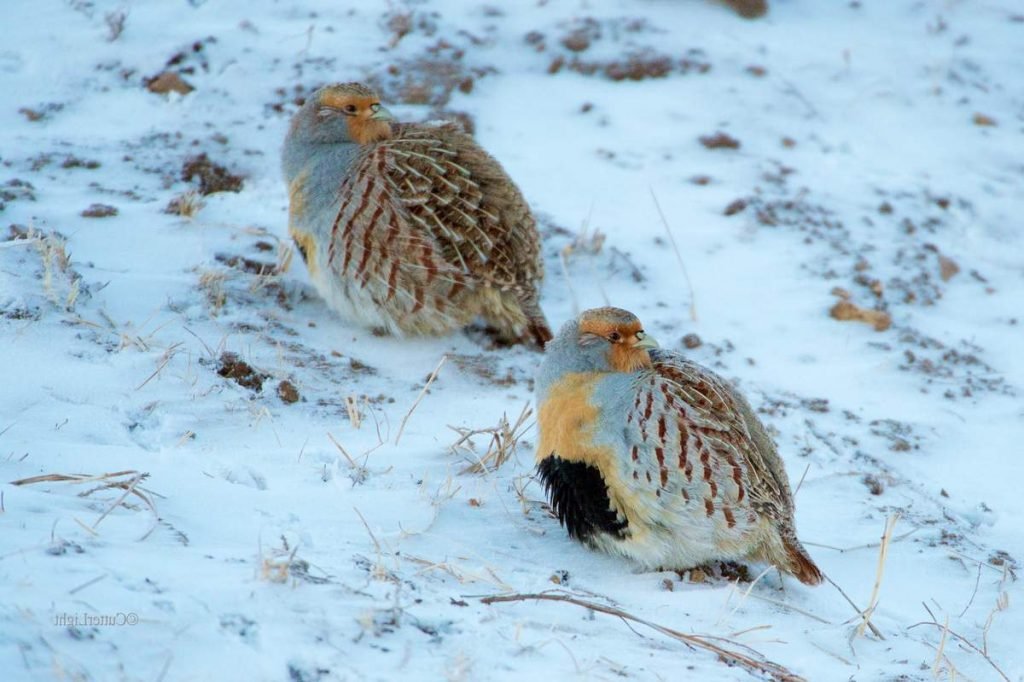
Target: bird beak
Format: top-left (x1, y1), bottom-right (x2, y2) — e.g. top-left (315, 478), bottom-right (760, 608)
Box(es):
top-left (371, 106), bottom-right (394, 121)
top-left (634, 333), bottom-right (659, 350)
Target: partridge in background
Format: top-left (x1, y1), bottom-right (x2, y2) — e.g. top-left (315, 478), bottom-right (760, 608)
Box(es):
top-left (281, 82), bottom-right (551, 346)
top-left (535, 307), bottom-right (822, 585)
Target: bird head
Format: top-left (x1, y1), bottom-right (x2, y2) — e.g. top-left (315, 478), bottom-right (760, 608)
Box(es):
top-left (289, 82), bottom-right (394, 146)
top-left (570, 307), bottom-right (658, 373)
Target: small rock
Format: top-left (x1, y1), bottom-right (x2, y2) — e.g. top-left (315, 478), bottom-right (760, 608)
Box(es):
top-left (81, 203), bottom-right (118, 218)
top-left (830, 286), bottom-right (852, 300)
top-left (699, 131), bottom-right (741, 150)
top-left (682, 333), bottom-right (702, 349)
top-left (723, 198), bottom-right (747, 216)
top-left (938, 255), bottom-right (960, 282)
top-left (829, 300), bottom-right (891, 332)
top-left (181, 153), bottom-right (243, 195)
top-left (972, 112), bottom-right (997, 127)
top-left (146, 71), bottom-right (194, 96)
top-left (277, 380), bottom-right (299, 404)
top-left (862, 474), bottom-right (885, 495)
top-left (217, 352), bottom-right (268, 392)
top-left (724, 0), bottom-right (768, 18)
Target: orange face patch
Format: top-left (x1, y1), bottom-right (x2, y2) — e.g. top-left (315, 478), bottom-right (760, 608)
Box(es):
top-left (319, 92), bottom-right (392, 145)
top-left (578, 317), bottom-right (653, 372)
top-left (608, 341), bottom-right (654, 372)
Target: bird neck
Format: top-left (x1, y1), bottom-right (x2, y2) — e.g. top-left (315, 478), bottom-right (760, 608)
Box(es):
top-left (281, 138), bottom-right (361, 187)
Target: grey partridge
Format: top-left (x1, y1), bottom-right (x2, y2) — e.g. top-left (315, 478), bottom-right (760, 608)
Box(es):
top-left (281, 82), bottom-right (551, 346)
top-left (535, 307), bottom-right (822, 585)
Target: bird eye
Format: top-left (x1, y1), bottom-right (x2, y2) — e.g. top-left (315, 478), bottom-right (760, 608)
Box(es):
top-left (608, 332), bottom-right (621, 342)
top-left (343, 104), bottom-right (357, 114)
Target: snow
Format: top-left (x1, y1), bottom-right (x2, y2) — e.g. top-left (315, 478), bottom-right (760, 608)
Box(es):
top-left (2, 1), bottom-right (1023, 680)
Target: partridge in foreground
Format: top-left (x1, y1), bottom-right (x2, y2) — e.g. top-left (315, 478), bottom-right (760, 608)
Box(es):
top-left (281, 82), bottom-right (552, 346)
top-left (535, 307), bottom-right (822, 585)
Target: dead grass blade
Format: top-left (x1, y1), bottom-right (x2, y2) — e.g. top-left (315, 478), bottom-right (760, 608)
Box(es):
top-left (650, 188), bottom-right (697, 322)
top-left (854, 513), bottom-right (898, 640)
top-left (11, 470), bottom-right (159, 540)
top-left (824, 575), bottom-right (884, 640)
top-left (395, 354), bottom-right (447, 445)
top-left (345, 395), bottom-right (364, 429)
top-left (136, 342), bottom-right (184, 390)
top-left (478, 591), bottom-right (805, 681)
top-left (404, 554), bottom-right (510, 590)
top-left (910, 602), bottom-right (1011, 682)
top-left (448, 403), bottom-right (533, 475)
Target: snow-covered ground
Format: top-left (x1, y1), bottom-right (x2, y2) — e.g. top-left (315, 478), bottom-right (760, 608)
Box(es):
top-left (2, 1), bottom-right (1022, 680)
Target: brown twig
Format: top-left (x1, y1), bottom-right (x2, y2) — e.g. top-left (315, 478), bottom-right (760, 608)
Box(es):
top-left (478, 591), bottom-right (805, 681)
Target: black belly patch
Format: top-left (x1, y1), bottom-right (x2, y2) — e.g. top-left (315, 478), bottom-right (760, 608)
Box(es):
top-left (537, 454), bottom-right (628, 542)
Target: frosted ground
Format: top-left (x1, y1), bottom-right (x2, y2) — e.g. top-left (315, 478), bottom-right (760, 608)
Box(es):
top-left (1, 1), bottom-right (1022, 680)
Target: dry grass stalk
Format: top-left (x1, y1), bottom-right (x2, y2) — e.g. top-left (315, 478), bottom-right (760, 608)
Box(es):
top-left (259, 535), bottom-right (300, 583)
top-left (405, 554), bottom-right (509, 590)
top-left (277, 241), bottom-right (294, 274)
top-left (745, 591), bottom-right (832, 625)
top-left (353, 506), bottom-right (399, 582)
top-left (449, 403), bottom-right (533, 475)
top-left (135, 341), bottom-right (184, 390)
top-left (825, 575), bottom-right (884, 640)
top-left (478, 591), bottom-right (805, 681)
top-left (445, 652), bottom-right (473, 682)
top-left (560, 225), bottom-right (606, 260)
top-left (175, 430), bottom-right (196, 448)
top-left (346, 395), bottom-right (364, 429)
top-left (395, 354), bottom-right (447, 445)
top-left (198, 270), bottom-right (227, 313)
top-left (166, 189), bottom-right (204, 218)
top-left (854, 513), bottom-right (899, 639)
top-left (912, 602), bottom-right (1010, 682)
top-left (716, 566), bottom-right (773, 627)
top-left (558, 249), bottom-right (580, 318)
top-left (10, 470), bottom-right (158, 539)
top-left (18, 228), bottom-right (81, 312)
top-left (931, 614), bottom-right (950, 678)
top-left (806, 526), bottom-right (919, 554)
top-left (329, 432), bottom-right (369, 484)
top-left (650, 188), bottom-right (698, 322)
top-left (66, 277), bottom-right (81, 310)
top-left (982, 591), bottom-right (1009, 656)
top-left (557, 218), bottom-right (606, 317)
